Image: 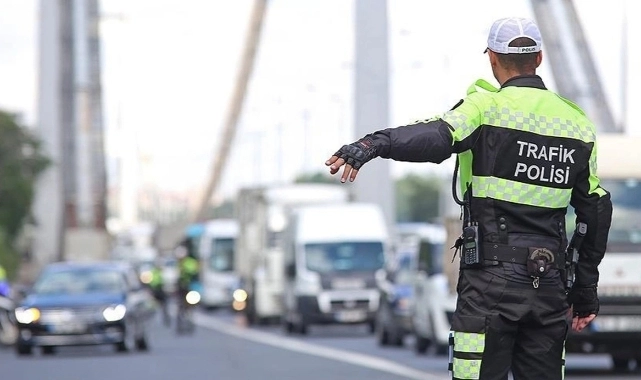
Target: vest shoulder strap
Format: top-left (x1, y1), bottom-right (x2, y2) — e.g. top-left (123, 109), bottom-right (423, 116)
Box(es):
top-left (467, 79), bottom-right (499, 95)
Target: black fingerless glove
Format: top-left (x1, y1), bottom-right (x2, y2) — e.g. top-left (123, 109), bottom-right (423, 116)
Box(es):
top-left (333, 136), bottom-right (378, 170)
top-left (568, 286), bottom-right (599, 317)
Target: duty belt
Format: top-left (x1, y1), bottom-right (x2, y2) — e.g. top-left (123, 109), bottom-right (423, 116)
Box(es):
top-left (482, 243), bottom-right (564, 268)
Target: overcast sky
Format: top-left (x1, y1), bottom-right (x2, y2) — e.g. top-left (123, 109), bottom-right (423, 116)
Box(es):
top-left (0, 0), bottom-right (636, 201)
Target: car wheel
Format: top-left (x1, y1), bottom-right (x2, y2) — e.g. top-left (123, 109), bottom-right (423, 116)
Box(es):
top-left (435, 343), bottom-right (449, 356)
top-left (414, 335), bottom-right (431, 355)
top-left (377, 326), bottom-right (389, 346)
top-left (15, 344), bottom-right (32, 356)
top-left (42, 346), bottom-right (56, 355)
top-left (282, 317), bottom-right (294, 335)
top-left (297, 321), bottom-right (309, 335)
top-left (368, 320), bottom-right (376, 334)
top-left (376, 317), bottom-right (390, 346)
top-left (116, 324), bottom-right (135, 352)
top-left (393, 332), bottom-right (404, 347)
top-left (135, 333), bottom-right (149, 352)
top-left (612, 356), bottom-right (631, 372)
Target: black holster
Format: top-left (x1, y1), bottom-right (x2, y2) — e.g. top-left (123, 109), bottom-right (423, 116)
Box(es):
top-left (526, 247), bottom-right (555, 277)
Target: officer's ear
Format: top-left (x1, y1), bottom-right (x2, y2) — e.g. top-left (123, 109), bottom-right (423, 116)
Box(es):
top-left (535, 51), bottom-right (543, 69)
top-left (487, 49), bottom-right (499, 69)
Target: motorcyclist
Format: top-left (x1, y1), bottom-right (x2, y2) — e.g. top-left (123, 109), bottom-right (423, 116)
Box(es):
top-left (175, 243), bottom-right (199, 331)
top-left (149, 259), bottom-right (170, 327)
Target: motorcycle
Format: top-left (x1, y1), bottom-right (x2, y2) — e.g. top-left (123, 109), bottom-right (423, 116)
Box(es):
top-left (175, 282), bottom-right (201, 335)
top-left (0, 288), bottom-right (18, 347)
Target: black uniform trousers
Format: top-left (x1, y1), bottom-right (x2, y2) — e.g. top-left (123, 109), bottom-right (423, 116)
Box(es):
top-left (450, 263), bottom-right (570, 380)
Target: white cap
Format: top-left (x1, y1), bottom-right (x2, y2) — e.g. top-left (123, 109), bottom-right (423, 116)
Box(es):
top-left (486, 17), bottom-right (542, 54)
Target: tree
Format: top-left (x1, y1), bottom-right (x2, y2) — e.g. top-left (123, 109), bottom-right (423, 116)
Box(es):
top-left (0, 111), bottom-right (50, 280)
top-left (294, 171), bottom-right (338, 184)
top-left (395, 174), bottom-right (443, 223)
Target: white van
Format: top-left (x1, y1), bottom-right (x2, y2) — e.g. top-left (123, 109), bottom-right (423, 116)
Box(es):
top-left (198, 219), bottom-right (239, 309)
top-left (282, 203), bottom-right (390, 334)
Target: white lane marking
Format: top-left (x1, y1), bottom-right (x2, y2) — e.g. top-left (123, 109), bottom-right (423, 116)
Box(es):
top-left (194, 313), bottom-right (449, 380)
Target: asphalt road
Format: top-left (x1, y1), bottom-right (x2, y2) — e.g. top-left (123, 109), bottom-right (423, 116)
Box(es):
top-left (0, 308), bottom-right (638, 380)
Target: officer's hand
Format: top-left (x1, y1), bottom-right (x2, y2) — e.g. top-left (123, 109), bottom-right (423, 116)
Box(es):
top-left (568, 286), bottom-right (599, 327)
top-left (572, 314), bottom-right (596, 332)
top-left (325, 137), bottom-right (377, 183)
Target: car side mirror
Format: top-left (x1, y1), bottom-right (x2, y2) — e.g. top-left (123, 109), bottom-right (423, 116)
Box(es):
top-left (285, 262), bottom-right (296, 278)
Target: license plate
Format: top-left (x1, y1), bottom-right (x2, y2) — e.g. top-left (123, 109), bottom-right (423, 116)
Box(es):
top-left (336, 310), bottom-right (366, 322)
top-left (49, 323), bottom-right (87, 334)
top-left (592, 316), bottom-right (641, 332)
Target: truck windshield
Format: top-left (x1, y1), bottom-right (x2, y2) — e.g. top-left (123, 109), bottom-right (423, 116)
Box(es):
top-left (304, 242), bottom-right (385, 273)
top-left (567, 178), bottom-right (641, 249)
top-left (208, 238), bottom-right (235, 272)
top-left (603, 178), bottom-right (641, 247)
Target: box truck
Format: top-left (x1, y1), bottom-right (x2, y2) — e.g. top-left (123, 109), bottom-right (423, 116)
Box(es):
top-left (235, 184), bottom-right (351, 324)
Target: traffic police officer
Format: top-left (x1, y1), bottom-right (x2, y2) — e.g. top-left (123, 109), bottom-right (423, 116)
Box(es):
top-left (325, 17), bottom-right (612, 380)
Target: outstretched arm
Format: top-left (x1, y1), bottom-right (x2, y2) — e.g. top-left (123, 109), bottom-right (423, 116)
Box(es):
top-left (325, 97), bottom-right (485, 182)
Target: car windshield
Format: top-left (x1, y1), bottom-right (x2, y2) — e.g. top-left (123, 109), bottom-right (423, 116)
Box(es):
top-left (208, 238), bottom-right (235, 272)
top-left (32, 268), bottom-right (127, 295)
top-left (304, 242), bottom-right (384, 273)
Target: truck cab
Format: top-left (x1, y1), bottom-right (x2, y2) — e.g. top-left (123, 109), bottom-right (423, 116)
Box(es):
top-left (197, 219), bottom-right (239, 310)
top-left (564, 135), bottom-right (641, 371)
top-left (281, 203), bottom-right (389, 335)
top-left (235, 184), bottom-right (351, 325)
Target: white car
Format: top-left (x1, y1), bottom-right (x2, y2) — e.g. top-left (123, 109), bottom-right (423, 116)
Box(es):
top-left (396, 223), bottom-right (456, 355)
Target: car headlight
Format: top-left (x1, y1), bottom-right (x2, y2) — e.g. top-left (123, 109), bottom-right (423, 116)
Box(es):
top-left (185, 290), bottom-right (201, 305)
top-left (103, 304), bottom-right (127, 322)
top-left (15, 307), bottom-right (40, 324)
top-left (233, 288), bottom-right (248, 303)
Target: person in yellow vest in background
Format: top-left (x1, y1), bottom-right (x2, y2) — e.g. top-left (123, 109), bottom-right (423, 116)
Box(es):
top-left (149, 259), bottom-right (170, 327)
top-left (175, 243), bottom-right (199, 310)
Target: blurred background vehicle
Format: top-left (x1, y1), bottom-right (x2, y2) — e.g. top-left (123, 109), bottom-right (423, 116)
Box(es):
top-left (197, 219), bottom-right (239, 310)
top-left (282, 202), bottom-right (390, 335)
top-left (235, 184), bottom-right (352, 325)
top-left (564, 135), bottom-right (641, 371)
top-left (395, 223), bottom-right (453, 355)
top-left (13, 261), bottom-right (156, 356)
top-left (374, 247), bottom-right (416, 347)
